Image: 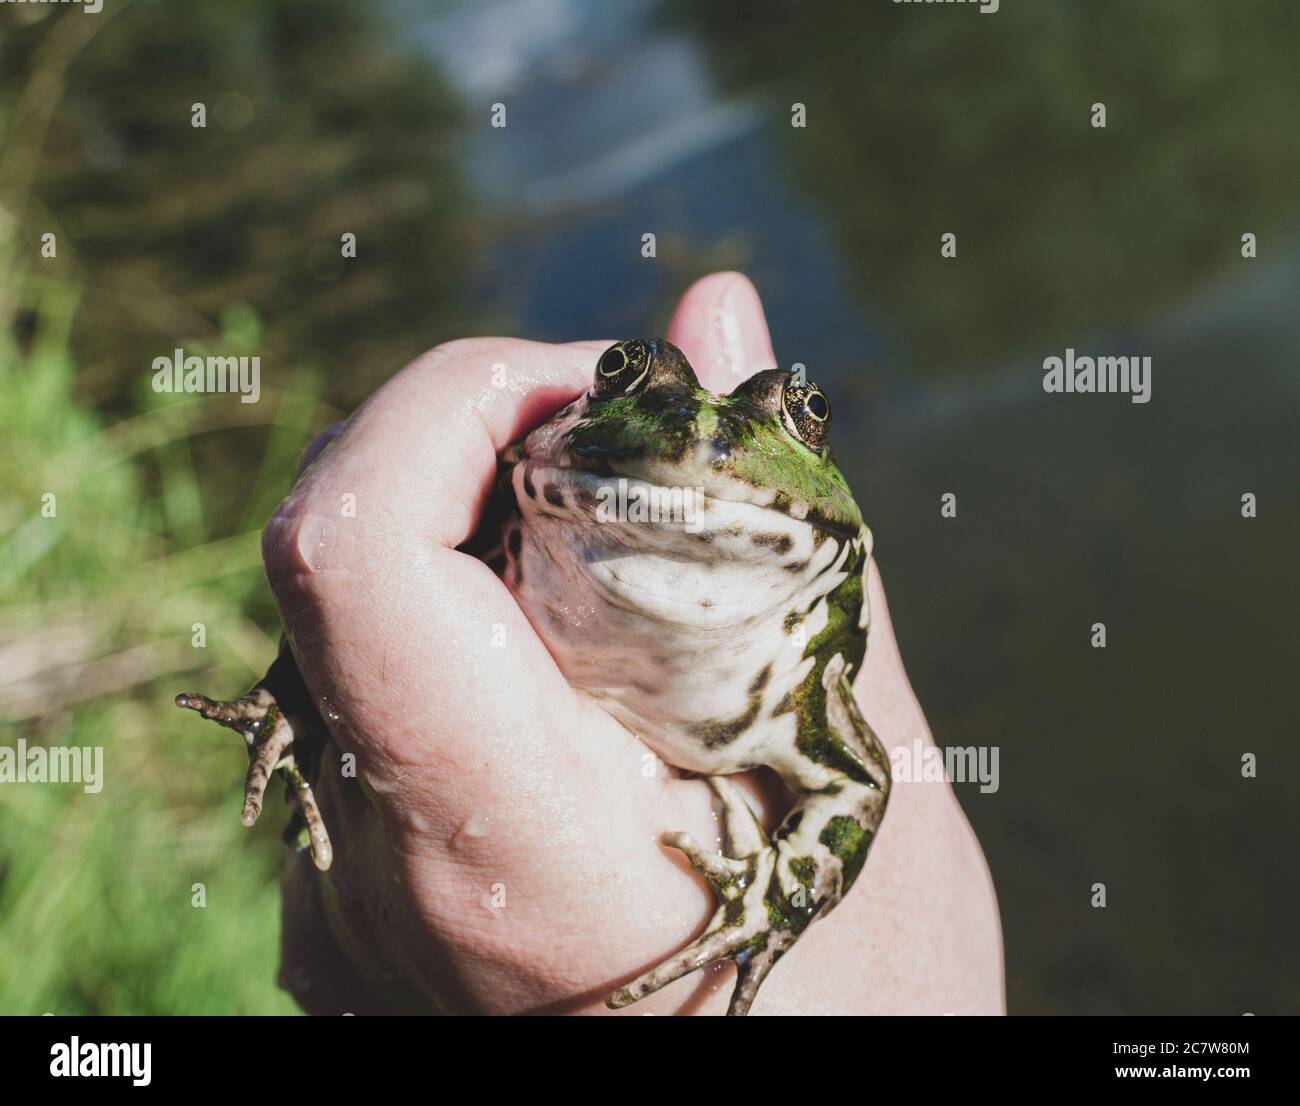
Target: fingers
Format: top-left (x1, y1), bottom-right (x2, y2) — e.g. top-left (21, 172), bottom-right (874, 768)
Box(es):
top-left (260, 338), bottom-right (599, 774)
top-left (270, 338), bottom-right (592, 558)
top-left (665, 271), bottom-right (778, 392)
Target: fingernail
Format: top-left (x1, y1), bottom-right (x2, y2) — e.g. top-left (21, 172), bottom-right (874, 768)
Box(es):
top-left (296, 514), bottom-right (333, 573)
top-left (264, 510), bottom-right (334, 580)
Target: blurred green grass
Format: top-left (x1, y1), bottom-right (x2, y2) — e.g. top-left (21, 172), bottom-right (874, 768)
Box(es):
top-left (0, 0), bottom-right (481, 1014)
top-left (0, 261), bottom-right (325, 1015)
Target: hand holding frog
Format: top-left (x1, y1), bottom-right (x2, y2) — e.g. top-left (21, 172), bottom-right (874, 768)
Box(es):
top-left (182, 273), bottom-right (1003, 1015)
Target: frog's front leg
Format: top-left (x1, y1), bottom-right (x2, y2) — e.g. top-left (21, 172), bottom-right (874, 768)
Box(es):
top-left (176, 644), bottom-right (334, 870)
top-left (607, 660), bottom-right (891, 1016)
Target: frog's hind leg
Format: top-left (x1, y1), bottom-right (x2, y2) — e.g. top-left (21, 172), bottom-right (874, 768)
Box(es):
top-left (706, 777), bottom-right (799, 1015)
top-left (606, 776), bottom-right (781, 1016)
top-left (607, 662), bottom-right (892, 1017)
top-left (176, 645), bottom-right (333, 870)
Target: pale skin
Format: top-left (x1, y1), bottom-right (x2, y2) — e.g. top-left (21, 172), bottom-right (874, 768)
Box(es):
top-left (264, 272), bottom-right (1005, 1015)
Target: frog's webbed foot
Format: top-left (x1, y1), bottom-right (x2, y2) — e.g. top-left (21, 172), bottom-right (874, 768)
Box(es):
top-left (176, 648), bottom-right (333, 870)
top-left (606, 777), bottom-right (797, 1017)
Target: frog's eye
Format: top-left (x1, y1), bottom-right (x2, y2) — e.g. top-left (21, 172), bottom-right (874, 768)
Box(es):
top-left (594, 340), bottom-right (651, 398)
top-left (781, 379), bottom-right (831, 451)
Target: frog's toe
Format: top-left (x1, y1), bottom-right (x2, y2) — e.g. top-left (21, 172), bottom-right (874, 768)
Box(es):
top-left (175, 690), bottom-right (268, 729)
top-left (284, 760), bottom-right (332, 870)
top-left (660, 831), bottom-right (749, 887)
top-left (605, 910), bottom-right (778, 1013)
top-left (177, 688), bottom-right (286, 823)
top-left (176, 684), bottom-right (333, 870)
top-left (606, 836), bottom-right (778, 1013)
top-left (727, 929), bottom-right (797, 1016)
top-left (605, 921), bottom-right (744, 1010)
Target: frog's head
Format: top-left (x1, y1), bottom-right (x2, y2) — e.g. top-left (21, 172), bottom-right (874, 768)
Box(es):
top-left (520, 338), bottom-right (863, 538)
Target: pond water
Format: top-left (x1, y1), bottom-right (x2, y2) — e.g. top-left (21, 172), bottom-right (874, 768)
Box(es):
top-left (393, 0), bottom-right (1299, 1015)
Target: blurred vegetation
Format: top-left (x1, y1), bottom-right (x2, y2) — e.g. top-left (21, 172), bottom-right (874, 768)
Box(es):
top-left (2, 0), bottom-right (475, 409)
top-left (0, 0), bottom-right (479, 1013)
top-left (0, 240), bottom-right (306, 1015)
top-left (669, 0), bottom-right (1300, 374)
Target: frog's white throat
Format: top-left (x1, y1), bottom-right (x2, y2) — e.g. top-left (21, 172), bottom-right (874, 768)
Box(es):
top-left (503, 461), bottom-right (869, 774)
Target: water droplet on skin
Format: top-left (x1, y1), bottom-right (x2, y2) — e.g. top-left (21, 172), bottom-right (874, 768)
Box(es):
top-left (319, 696), bottom-right (341, 724)
top-left (708, 805), bottom-right (724, 850)
top-left (451, 812), bottom-right (492, 848)
top-left (702, 962), bottom-right (728, 993)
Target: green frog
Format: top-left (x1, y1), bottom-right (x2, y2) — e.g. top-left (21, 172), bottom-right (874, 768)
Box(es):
top-left (177, 338), bottom-right (890, 1017)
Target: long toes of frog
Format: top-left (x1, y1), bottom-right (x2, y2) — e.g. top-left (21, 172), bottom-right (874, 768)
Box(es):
top-left (177, 683), bottom-right (332, 870)
top-left (176, 688), bottom-right (292, 830)
top-left (727, 930), bottom-right (797, 1016)
top-left (606, 843), bottom-right (776, 1011)
top-left (238, 709), bottom-right (293, 827)
top-left (175, 690), bottom-right (271, 738)
top-left (661, 831), bottom-right (751, 890)
top-left (605, 918), bottom-right (751, 1010)
top-left (284, 760), bottom-right (333, 871)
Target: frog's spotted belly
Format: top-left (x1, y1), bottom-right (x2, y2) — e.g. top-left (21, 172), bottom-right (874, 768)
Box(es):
top-left (502, 464), bottom-right (867, 774)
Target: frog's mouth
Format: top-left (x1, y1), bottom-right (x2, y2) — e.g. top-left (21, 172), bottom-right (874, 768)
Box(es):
top-left (513, 459), bottom-right (863, 632)
top-left (518, 459), bottom-right (858, 545)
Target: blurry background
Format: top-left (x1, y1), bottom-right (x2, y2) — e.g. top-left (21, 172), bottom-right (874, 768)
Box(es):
top-left (1, 0), bottom-right (1296, 1014)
